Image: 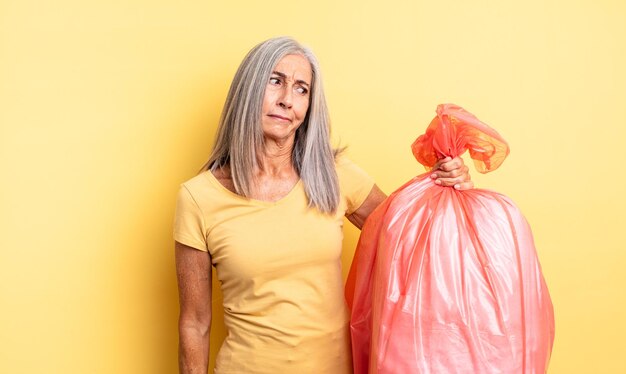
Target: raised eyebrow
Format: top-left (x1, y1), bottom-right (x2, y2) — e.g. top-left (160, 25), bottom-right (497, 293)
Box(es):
top-left (271, 71), bottom-right (310, 88)
top-left (271, 71), bottom-right (287, 79)
top-left (296, 79), bottom-right (310, 88)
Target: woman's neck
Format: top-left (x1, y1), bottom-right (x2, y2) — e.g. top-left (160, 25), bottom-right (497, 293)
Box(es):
top-left (258, 137), bottom-right (296, 177)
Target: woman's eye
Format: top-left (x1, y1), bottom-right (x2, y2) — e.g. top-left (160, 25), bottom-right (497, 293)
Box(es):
top-left (296, 86), bottom-right (309, 95)
top-left (269, 77), bottom-right (280, 85)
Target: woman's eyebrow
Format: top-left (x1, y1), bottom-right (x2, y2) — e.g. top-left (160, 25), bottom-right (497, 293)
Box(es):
top-left (271, 71), bottom-right (310, 88)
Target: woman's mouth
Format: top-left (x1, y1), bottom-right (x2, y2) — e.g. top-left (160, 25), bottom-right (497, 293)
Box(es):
top-left (268, 114), bottom-right (291, 122)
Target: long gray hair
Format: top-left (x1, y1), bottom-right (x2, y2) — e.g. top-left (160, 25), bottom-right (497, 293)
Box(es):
top-left (202, 37), bottom-right (340, 213)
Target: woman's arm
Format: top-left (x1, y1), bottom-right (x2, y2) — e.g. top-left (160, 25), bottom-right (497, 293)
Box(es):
top-left (175, 241), bottom-right (212, 374)
top-left (346, 157), bottom-right (472, 229)
top-left (346, 184), bottom-right (387, 230)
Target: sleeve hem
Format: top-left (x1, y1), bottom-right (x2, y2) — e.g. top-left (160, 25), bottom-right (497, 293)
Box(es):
top-left (174, 233), bottom-right (208, 252)
top-left (345, 182), bottom-right (375, 216)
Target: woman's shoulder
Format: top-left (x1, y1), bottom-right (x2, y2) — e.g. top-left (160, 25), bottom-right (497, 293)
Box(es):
top-left (334, 155), bottom-right (373, 183)
top-left (174, 167), bottom-right (240, 242)
top-left (178, 168), bottom-right (233, 208)
top-left (334, 154), bottom-right (353, 167)
top-left (180, 169), bottom-right (212, 191)
top-left (333, 155), bottom-right (376, 215)
top-left (210, 166), bottom-right (237, 194)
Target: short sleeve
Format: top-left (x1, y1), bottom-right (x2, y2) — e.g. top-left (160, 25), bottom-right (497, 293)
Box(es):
top-left (336, 157), bottom-right (376, 215)
top-left (173, 185), bottom-right (208, 252)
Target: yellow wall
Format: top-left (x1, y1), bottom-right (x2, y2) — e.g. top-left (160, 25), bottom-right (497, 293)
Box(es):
top-left (2, 0), bottom-right (625, 372)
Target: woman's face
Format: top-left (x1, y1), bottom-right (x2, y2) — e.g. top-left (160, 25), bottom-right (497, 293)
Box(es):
top-left (261, 54), bottom-right (312, 144)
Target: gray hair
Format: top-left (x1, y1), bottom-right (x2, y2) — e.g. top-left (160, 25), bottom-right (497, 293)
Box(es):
top-left (203, 36), bottom-right (340, 213)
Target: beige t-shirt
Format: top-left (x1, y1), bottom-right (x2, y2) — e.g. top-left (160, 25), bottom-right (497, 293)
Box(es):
top-left (173, 157), bottom-right (374, 374)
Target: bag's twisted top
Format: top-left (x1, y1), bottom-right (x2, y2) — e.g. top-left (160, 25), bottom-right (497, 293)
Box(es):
top-left (412, 104), bottom-right (509, 173)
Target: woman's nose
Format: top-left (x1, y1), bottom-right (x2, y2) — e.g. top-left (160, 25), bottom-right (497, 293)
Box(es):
top-left (278, 87), bottom-right (293, 108)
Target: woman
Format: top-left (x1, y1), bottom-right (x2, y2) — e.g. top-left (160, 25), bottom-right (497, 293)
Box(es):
top-left (174, 37), bottom-right (472, 374)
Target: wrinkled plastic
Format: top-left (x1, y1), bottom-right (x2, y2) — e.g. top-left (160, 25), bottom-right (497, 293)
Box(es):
top-left (346, 104), bottom-right (555, 374)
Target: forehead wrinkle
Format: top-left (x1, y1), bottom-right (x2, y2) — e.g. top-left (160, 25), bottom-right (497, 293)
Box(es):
top-left (271, 67), bottom-right (311, 87)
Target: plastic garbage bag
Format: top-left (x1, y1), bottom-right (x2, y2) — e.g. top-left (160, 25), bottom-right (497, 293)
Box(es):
top-left (345, 104), bottom-right (555, 374)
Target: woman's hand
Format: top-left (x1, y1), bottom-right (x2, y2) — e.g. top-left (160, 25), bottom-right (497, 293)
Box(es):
top-left (431, 156), bottom-right (473, 190)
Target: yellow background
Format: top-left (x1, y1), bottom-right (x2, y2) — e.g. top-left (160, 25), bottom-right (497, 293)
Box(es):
top-left (1, 0), bottom-right (625, 372)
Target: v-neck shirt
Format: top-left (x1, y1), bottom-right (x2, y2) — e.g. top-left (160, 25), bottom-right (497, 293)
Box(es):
top-left (173, 156), bottom-right (374, 373)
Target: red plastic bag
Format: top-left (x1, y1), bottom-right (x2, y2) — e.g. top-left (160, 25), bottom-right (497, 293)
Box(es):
top-left (346, 104), bottom-right (555, 373)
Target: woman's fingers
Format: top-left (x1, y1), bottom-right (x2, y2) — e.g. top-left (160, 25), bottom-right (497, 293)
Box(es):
top-left (454, 180), bottom-right (475, 191)
top-left (435, 157), bottom-right (463, 172)
top-left (434, 174), bottom-right (472, 188)
top-left (432, 157), bottom-right (452, 171)
top-left (433, 175), bottom-right (467, 187)
top-left (431, 164), bottom-right (468, 180)
top-left (430, 156), bottom-right (473, 190)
